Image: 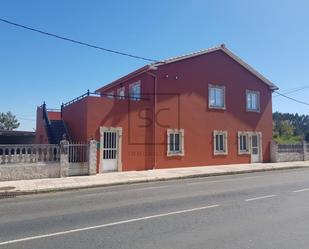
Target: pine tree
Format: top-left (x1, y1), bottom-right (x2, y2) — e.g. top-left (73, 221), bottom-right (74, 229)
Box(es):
top-left (0, 112), bottom-right (20, 130)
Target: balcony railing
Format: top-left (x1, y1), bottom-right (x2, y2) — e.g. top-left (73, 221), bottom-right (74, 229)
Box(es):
top-left (0, 144), bottom-right (60, 164)
top-left (61, 89), bottom-right (149, 109)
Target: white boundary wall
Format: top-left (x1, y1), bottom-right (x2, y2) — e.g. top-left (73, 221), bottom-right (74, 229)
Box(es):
top-left (0, 140), bottom-right (97, 181)
top-left (0, 162), bottom-right (61, 181)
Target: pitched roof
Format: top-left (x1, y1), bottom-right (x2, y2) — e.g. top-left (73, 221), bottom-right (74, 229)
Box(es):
top-left (96, 44), bottom-right (278, 92)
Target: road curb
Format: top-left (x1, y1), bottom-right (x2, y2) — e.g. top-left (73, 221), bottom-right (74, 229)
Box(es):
top-left (0, 165), bottom-right (308, 197)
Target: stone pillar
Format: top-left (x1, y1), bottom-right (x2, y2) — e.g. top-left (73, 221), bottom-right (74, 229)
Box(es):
top-left (60, 139), bottom-right (69, 177)
top-left (270, 140), bottom-right (278, 163)
top-left (302, 140), bottom-right (307, 161)
top-left (88, 140), bottom-right (97, 175)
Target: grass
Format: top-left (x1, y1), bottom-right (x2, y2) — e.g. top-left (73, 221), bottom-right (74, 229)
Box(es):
top-left (273, 135), bottom-right (302, 144)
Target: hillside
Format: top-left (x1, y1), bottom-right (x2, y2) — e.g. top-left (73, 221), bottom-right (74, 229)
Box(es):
top-left (273, 112), bottom-right (309, 143)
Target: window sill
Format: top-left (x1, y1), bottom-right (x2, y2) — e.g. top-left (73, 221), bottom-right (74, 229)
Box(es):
top-left (214, 153), bottom-right (228, 156)
top-left (167, 152), bottom-right (184, 157)
top-left (246, 109), bottom-right (260, 113)
top-left (209, 106), bottom-right (226, 110)
top-left (238, 151), bottom-right (250, 155)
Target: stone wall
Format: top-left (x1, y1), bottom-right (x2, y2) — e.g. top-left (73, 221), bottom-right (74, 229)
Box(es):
top-left (274, 152), bottom-right (303, 162)
top-left (0, 162), bottom-right (60, 181)
top-left (0, 139), bottom-right (98, 181)
top-left (305, 143), bottom-right (309, 161)
top-left (271, 141), bottom-right (308, 162)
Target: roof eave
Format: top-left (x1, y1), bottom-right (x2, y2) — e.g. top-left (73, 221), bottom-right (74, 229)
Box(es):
top-left (95, 65), bottom-right (150, 93)
top-left (220, 46), bottom-right (279, 91)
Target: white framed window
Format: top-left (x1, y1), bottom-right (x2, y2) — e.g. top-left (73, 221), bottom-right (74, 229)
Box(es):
top-left (238, 132), bottom-right (250, 154)
top-left (117, 87), bottom-right (125, 100)
top-left (167, 129), bottom-right (184, 156)
top-left (129, 81), bottom-right (141, 100)
top-left (107, 91), bottom-right (114, 99)
top-left (213, 130), bottom-right (228, 155)
top-left (209, 84), bottom-right (226, 109)
top-left (246, 90), bottom-right (260, 112)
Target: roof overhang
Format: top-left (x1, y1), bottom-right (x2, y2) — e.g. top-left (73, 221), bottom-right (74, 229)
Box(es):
top-left (95, 65), bottom-right (150, 93)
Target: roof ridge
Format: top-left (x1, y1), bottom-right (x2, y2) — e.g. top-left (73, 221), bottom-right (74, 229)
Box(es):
top-left (154, 44), bottom-right (223, 65)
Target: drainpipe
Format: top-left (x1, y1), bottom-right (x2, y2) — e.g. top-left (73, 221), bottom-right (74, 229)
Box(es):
top-left (146, 66), bottom-right (158, 169)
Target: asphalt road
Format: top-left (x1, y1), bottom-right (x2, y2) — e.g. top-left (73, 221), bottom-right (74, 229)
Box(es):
top-left (1, 168), bottom-right (309, 249)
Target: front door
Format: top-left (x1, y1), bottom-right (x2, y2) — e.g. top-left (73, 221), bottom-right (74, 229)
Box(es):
top-left (251, 134), bottom-right (261, 163)
top-left (102, 130), bottom-right (119, 171)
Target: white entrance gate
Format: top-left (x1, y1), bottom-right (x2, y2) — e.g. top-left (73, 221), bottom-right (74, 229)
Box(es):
top-left (100, 127), bottom-right (122, 172)
top-left (251, 133), bottom-right (261, 163)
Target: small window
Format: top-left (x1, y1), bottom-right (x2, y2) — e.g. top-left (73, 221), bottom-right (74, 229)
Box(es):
top-left (238, 132), bottom-right (250, 154)
top-left (246, 90), bottom-right (260, 112)
top-left (213, 130), bottom-right (228, 155)
top-left (129, 82), bottom-right (141, 100)
top-left (117, 87), bottom-right (125, 100)
top-left (209, 85), bottom-right (225, 109)
top-left (167, 129), bottom-right (184, 156)
top-left (107, 91), bottom-right (114, 99)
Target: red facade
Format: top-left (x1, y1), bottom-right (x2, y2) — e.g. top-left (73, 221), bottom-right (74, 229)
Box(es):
top-left (36, 45), bottom-right (278, 173)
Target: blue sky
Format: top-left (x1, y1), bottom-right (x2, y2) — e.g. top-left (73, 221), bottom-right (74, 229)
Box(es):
top-left (1, 0), bottom-right (309, 130)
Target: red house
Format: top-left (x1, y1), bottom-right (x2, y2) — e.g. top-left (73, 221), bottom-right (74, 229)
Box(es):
top-left (36, 45), bottom-right (278, 173)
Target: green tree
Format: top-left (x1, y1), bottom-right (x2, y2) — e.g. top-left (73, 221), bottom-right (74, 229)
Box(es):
top-left (0, 112), bottom-right (20, 130)
top-left (279, 120), bottom-right (294, 137)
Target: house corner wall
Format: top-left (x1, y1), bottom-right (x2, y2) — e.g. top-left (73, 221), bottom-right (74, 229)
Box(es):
top-left (62, 98), bottom-right (88, 142)
top-left (35, 106), bottom-right (49, 144)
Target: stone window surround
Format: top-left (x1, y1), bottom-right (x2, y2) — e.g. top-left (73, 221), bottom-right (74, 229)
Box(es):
top-left (208, 84), bottom-right (226, 110)
top-left (129, 80), bottom-right (141, 101)
top-left (237, 131), bottom-right (263, 162)
top-left (237, 131), bottom-right (250, 155)
top-left (213, 130), bottom-right (228, 155)
top-left (117, 86), bottom-right (125, 99)
top-left (246, 89), bottom-right (260, 112)
top-left (167, 128), bottom-right (185, 157)
top-left (107, 90), bottom-right (114, 99)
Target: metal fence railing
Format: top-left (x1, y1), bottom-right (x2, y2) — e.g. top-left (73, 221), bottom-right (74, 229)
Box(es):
top-left (278, 143), bottom-right (303, 153)
top-left (68, 143), bottom-right (89, 163)
top-left (0, 144), bottom-right (60, 164)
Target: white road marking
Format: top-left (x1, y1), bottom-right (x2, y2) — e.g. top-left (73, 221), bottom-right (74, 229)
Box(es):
top-left (245, 194), bottom-right (278, 202)
top-left (293, 188), bottom-right (309, 193)
top-left (0, 204), bottom-right (219, 246)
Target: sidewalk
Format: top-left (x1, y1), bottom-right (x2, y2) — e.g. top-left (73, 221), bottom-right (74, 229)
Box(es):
top-left (1, 161), bottom-right (309, 196)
